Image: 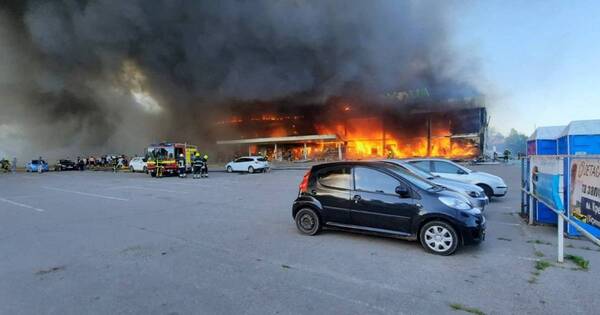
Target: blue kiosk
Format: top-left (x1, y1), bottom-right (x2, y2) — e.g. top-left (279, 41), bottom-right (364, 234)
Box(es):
top-left (527, 126), bottom-right (565, 224)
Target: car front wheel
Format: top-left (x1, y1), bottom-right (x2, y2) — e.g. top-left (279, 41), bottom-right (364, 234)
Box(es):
top-left (295, 208), bottom-right (321, 236)
top-left (477, 184), bottom-right (494, 199)
top-left (420, 221), bottom-right (459, 256)
top-left (248, 166), bottom-right (254, 173)
top-left (227, 166), bottom-right (233, 173)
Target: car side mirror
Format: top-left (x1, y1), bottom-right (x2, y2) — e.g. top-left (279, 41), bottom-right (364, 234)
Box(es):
top-left (457, 169), bottom-right (467, 175)
top-left (395, 185), bottom-right (410, 198)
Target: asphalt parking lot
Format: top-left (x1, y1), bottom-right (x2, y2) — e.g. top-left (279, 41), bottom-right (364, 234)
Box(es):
top-left (1, 164), bottom-right (599, 315)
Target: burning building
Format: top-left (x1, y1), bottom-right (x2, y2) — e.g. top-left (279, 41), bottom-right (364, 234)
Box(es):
top-left (1, 1), bottom-right (487, 161)
top-left (215, 95), bottom-right (487, 161)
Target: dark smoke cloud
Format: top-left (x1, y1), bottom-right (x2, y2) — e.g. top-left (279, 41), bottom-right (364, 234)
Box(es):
top-left (0, 0), bottom-right (478, 161)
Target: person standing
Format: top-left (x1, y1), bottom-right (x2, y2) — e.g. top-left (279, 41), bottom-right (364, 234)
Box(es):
top-left (77, 156), bottom-right (84, 171)
top-left (201, 154), bottom-right (209, 178)
top-left (503, 149), bottom-right (511, 163)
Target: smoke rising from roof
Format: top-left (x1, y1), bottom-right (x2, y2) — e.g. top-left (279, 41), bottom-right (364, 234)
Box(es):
top-left (0, 0), bottom-right (479, 160)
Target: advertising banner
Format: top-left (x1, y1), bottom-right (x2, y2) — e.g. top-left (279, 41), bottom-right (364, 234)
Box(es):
top-left (569, 159), bottom-right (600, 232)
top-left (529, 156), bottom-right (564, 222)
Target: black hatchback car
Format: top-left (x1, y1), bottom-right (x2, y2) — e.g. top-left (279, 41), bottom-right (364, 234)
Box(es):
top-left (292, 161), bottom-right (485, 255)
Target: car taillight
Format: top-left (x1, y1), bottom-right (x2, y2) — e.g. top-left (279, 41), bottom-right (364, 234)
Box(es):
top-left (299, 170), bottom-right (311, 193)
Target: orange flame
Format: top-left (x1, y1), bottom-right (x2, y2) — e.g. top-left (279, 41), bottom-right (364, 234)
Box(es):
top-left (236, 113), bottom-right (478, 160)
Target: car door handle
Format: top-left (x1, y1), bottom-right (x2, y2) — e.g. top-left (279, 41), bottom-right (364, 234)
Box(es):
top-left (353, 195), bottom-right (361, 203)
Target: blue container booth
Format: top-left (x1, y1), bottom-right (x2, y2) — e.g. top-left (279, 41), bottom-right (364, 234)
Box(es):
top-left (527, 125), bottom-right (564, 155)
top-left (527, 126), bottom-right (565, 224)
top-left (557, 120), bottom-right (600, 155)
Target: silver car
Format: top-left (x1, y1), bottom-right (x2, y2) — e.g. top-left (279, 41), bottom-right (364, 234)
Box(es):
top-left (384, 159), bottom-right (489, 210)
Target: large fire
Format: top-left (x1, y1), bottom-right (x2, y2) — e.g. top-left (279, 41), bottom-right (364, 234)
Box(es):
top-left (313, 118), bottom-right (477, 160)
top-left (216, 101), bottom-right (484, 161)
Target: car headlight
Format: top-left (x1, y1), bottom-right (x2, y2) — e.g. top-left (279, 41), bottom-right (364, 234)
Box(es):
top-left (468, 190), bottom-right (483, 198)
top-left (439, 196), bottom-right (472, 210)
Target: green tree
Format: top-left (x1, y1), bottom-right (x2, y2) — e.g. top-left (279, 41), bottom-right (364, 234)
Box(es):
top-left (504, 128), bottom-right (528, 156)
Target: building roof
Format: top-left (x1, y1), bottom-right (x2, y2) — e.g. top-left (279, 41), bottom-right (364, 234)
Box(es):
top-left (528, 125), bottom-right (566, 140)
top-left (559, 119), bottom-right (600, 137)
top-left (216, 134), bottom-right (337, 145)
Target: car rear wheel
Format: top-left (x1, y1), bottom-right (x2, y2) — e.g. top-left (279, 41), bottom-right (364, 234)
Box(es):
top-left (295, 208), bottom-right (321, 236)
top-left (143, 166), bottom-right (147, 174)
top-left (129, 166), bottom-right (134, 173)
top-left (420, 221), bottom-right (459, 255)
top-left (227, 166), bottom-right (233, 173)
top-left (248, 166), bottom-right (254, 173)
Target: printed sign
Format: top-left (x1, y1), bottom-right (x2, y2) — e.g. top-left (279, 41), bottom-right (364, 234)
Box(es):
top-left (569, 159), bottom-right (600, 229)
top-left (530, 156), bottom-right (564, 209)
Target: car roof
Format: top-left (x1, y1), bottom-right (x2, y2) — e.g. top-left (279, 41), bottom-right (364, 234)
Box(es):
top-left (382, 159), bottom-right (408, 165)
top-left (311, 161), bottom-right (397, 171)
top-left (403, 158), bottom-right (454, 162)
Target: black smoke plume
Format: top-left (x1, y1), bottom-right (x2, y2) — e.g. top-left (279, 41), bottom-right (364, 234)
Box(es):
top-left (0, 0), bottom-right (478, 160)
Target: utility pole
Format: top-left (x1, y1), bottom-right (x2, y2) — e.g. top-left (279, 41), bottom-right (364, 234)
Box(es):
top-left (426, 116), bottom-right (432, 157)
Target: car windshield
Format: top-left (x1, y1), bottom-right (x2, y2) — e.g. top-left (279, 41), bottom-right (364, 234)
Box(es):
top-left (148, 147), bottom-right (172, 159)
top-left (384, 164), bottom-right (439, 191)
top-left (257, 157), bottom-right (267, 162)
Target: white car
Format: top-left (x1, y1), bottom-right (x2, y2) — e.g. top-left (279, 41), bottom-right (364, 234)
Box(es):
top-left (226, 156), bottom-right (270, 173)
top-left (405, 158), bottom-right (507, 198)
top-left (129, 157), bottom-right (147, 173)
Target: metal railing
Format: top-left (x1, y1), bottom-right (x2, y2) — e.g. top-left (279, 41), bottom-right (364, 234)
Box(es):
top-left (522, 187), bottom-right (600, 263)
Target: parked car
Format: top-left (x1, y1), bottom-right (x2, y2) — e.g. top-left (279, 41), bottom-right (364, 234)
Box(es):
top-left (292, 161), bottom-right (485, 255)
top-left (405, 158), bottom-right (507, 198)
top-left (54, 159), bottom-right (76, 171)
top-left (226, 156), bottom-right (270, 173)
top-left (384, 159), bottom-right (488, 210)
top-left (129, 156), bottom-right (147, 173)
top-left (26, 160), bottom-right (49, 172)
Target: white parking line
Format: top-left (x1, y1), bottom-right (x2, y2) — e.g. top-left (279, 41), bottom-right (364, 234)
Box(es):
top-left (490, 221), bottom-right (521, 226)
top-left (106, 186), bottom-right (187, 194)
top-left (0, 197), bottom-right (45, 212)
top-left (42, 186), bottom-right (128, 201)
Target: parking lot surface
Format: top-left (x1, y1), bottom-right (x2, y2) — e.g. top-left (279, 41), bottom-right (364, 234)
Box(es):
top-left (1, 165), bottom-right (599, 314)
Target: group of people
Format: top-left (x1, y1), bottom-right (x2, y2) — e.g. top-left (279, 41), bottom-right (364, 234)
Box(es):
top-left (175, 152), bottom-right (208, 179)
top-left (492, 149), bottom-right (512, 163)
top-left (75, 155), bottom-right (129, 170)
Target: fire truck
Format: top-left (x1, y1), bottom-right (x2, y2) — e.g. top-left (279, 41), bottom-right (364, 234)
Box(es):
top-left (145, 142), bottom-right (198, 177)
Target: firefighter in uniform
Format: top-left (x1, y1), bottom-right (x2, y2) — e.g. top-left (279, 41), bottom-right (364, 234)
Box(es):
top-left (201, 154), bottom-right (209, 178)
top-left (192, 152), bottom-right (203, 179)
